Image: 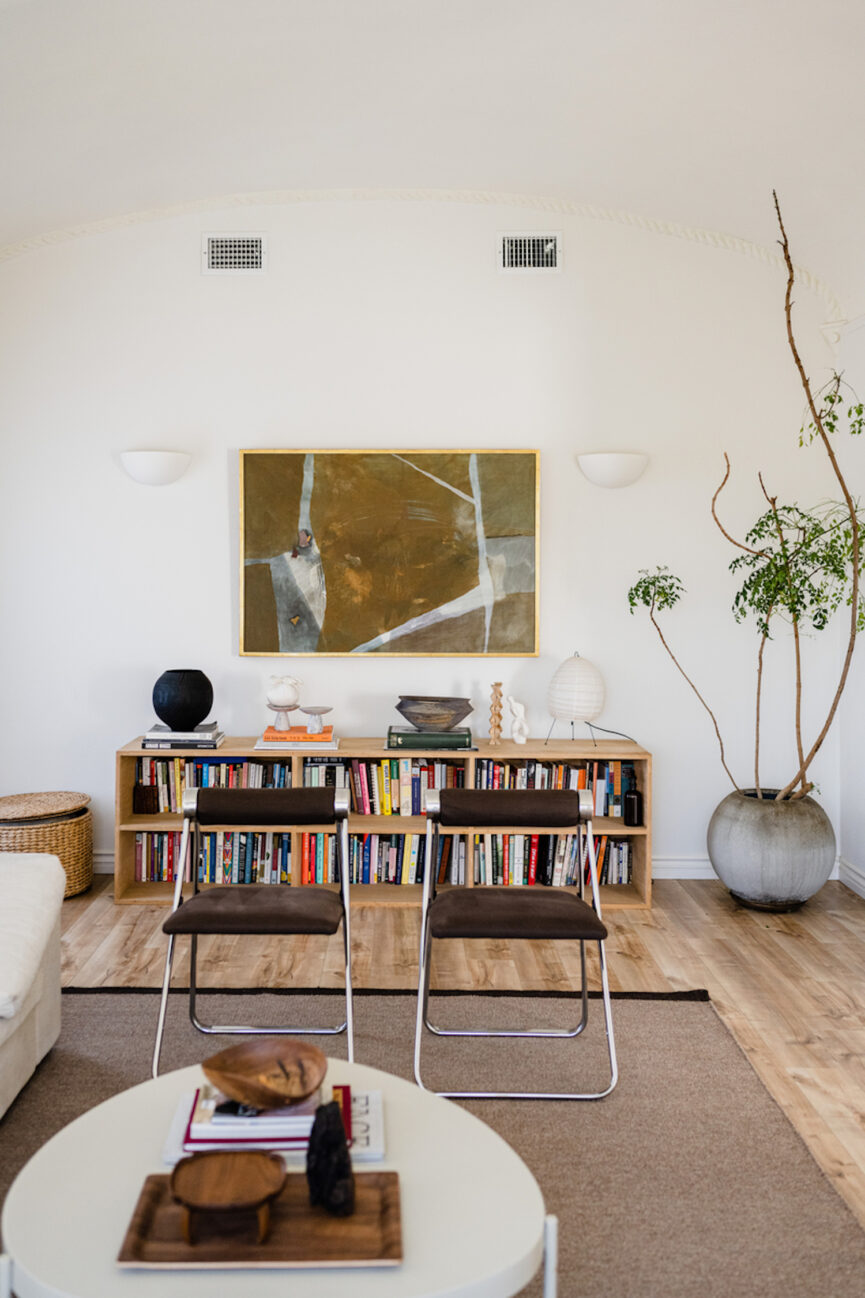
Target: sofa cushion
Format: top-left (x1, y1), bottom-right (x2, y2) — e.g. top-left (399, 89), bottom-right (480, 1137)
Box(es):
top-left (0, 853), bottom-right (65, 1019)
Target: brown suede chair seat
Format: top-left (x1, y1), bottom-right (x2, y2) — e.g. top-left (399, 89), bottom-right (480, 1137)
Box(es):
top-left (163, 884), bottom-right (344, 936)
top-left (428, 885), bottom-right (608, 942)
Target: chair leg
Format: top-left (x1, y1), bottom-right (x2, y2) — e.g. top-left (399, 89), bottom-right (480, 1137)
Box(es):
top-left (415, 936), bottom-right (617, 1100)
top-left (185, 932), bottom-right (353, 1048)
top-left (342, 913), bottom-right (355, 1063)
top-left (151, 932), bottom-right (176, 1078)
top-left (423, 940), bottom-right (588, 1040)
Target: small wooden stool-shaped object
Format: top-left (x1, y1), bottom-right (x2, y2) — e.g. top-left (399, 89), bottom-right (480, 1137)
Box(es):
top-left (170, 1151), bottom-right (287, 1246)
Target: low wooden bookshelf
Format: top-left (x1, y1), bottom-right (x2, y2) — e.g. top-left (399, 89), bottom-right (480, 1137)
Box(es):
top-left (114, 737), bottom-right (652, 908)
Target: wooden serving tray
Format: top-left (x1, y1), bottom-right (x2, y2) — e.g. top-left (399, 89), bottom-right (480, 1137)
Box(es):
top-left (118, 1171), bottom-right (402, 1269)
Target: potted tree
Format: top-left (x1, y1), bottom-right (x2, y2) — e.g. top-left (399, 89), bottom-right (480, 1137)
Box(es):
top-left (628, 196), bottom-right (865, 910)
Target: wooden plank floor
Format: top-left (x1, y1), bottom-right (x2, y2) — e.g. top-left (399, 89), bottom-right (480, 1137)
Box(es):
top-left (61, 876), bottom-right (865, 1228)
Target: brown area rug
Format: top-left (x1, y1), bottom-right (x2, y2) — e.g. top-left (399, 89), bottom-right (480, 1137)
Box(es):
top-left (2, 989), bottom-right (865, 1297)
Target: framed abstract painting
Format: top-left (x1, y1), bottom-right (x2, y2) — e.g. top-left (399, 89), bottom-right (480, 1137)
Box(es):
top-left (239, 449), bottom-right (539, 656)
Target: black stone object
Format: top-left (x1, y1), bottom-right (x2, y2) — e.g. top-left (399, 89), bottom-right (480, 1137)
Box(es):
top-left (306, 1101), bottom-right (355, 1217)
top-left (151, 669), bottom-right (213, 732)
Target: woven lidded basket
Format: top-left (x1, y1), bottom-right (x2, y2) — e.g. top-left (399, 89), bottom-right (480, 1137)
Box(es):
top-left (0, 791), bottom-right (93, 897)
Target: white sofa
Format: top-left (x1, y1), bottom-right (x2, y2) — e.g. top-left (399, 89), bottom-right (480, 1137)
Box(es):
top-left (0, 853), bottom-right (65, 1118)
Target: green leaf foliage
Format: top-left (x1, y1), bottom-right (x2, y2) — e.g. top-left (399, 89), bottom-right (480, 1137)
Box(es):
top-left (728, 501), bottom-right (865, 638)
top-left (800, 377), bottom-right (865, 447)
top-left (628, 566), bottom-right (685, 615)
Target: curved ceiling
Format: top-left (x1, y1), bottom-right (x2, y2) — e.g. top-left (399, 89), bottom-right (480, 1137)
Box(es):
top-left (3, 0), bottom-right (865, 315)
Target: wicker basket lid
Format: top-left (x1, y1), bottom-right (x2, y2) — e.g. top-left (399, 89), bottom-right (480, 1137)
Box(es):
top-left (0, 791), bottom-right (91, 823)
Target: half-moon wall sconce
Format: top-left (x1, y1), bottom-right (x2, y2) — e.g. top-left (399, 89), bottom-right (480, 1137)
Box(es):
top-left (577, 452), bottom-right (648, 488)
top-left (120, 450), bottom-right (192, 486)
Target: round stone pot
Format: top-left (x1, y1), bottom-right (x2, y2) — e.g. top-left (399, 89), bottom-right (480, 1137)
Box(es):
top-left (706, 789), bottom-right (836, 911)
top-left (152, 669), bottom-right (213, 732)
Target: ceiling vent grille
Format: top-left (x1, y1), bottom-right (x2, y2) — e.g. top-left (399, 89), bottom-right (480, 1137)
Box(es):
top-left (201, 233), bottom-right (267, 274)
top-left (498, 233), bottom-right (561, 272)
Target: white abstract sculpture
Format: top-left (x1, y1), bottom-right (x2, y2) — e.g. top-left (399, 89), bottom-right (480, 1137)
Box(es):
top-left (507, 695), bottom-right (529, 744)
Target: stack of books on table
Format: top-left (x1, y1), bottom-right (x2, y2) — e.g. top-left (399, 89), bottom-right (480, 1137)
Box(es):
top-left (162, 1082), bottom-right (385, 1163)
top-left (141, 722), bottom-right (225, 750)
top-left (386, 726), bottom-right (473, 750)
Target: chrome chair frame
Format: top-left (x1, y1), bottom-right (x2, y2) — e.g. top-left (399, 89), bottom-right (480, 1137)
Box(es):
top-left (414, 788), bottom-right (618, 1100)
top-left (152, 786), bottom-right (353, 1077)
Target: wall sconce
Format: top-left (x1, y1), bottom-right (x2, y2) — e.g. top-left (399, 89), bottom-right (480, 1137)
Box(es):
top-left (546, 652), bottom-right (605, 740)
top-left (120, 450), bottom-right (192, 486)
top-left (577, 452), bottom-right (648, 488)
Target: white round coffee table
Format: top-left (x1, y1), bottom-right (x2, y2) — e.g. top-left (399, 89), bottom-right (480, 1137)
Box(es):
top-left (1, 1058), bottom-right (556, 1297)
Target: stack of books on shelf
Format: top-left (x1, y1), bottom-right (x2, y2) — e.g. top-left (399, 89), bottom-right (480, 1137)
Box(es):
top-left (162, 1082), bottom-right (384, 1163)
top-left (255, 726), bottom-right (339, 751)
top-left (386, 726), bottom-right (473, 750)
top-left (141, 722), bottom-right (225, 750)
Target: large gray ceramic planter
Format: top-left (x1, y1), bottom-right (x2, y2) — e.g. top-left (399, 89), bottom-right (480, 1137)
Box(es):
top-left (706, 789), bottom-right (836, 911)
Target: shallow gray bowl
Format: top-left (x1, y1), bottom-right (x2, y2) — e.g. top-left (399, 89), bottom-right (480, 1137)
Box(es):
top-left (396, 695), bottom-right (474, 732)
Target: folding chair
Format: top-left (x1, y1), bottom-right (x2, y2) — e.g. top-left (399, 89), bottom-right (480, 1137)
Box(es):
top-left (152, 786), bottom-right (353, 1076)
top-left (414, 787), bottom-right (617, 1099)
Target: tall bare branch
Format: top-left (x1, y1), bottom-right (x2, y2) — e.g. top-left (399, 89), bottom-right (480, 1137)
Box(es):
top-left (774, 192), bottom-right (861, 798)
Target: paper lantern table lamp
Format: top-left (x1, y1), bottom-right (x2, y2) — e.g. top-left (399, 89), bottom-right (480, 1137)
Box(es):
top-left (546, 653), bottom-right (605, 737)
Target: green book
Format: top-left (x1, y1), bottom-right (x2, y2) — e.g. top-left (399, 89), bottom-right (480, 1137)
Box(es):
top-left (386, 726), bottom-right (473, 750)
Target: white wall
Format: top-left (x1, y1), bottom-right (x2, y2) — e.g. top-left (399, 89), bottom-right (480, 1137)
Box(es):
top-left (837, 319), bottom-right (865, 893)
top-left (0, 197), bottom-right (846, 872)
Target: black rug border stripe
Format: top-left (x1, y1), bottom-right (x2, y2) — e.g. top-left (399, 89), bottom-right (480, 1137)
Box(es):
top-left (62, 986), bottom-right (710, 1001)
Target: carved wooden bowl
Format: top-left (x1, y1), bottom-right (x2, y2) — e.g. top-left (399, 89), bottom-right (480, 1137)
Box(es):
top-left (170, 1150), bottom-right (287, 1245)
top-left (202, 1038), bottom-right (327, 1109)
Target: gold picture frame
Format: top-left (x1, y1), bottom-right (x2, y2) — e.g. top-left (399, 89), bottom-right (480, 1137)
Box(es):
top-left (239, 449), bottom-right (539, 657)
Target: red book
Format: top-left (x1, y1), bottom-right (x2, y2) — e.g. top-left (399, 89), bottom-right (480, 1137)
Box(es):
top-left (503, 835), bottom-right (510, 887)
top-left (528, 834), bottom-right (539, 885)
top-left (301, 833), bottom-right (310, 886)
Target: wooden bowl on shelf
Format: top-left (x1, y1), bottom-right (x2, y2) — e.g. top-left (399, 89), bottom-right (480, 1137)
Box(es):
top-left (202, 1038), bottom-right (327, 1109)
top-left (395, 695), bottom-right (473, 732)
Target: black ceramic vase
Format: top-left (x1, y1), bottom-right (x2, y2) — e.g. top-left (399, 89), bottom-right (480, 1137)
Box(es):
top-left (152, 669), bottom-right (213, 731)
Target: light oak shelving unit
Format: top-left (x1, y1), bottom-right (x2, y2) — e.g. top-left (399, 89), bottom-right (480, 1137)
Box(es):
top-left (114, 737), bottom-right (652, 908)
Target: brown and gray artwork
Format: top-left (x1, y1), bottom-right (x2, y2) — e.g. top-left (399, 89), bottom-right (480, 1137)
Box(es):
top-left (242, 451), bottom-right (536, 655)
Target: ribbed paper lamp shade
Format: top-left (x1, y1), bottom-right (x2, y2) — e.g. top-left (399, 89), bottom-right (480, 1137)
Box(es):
top-left (547, 653), bottom-right (605, 722)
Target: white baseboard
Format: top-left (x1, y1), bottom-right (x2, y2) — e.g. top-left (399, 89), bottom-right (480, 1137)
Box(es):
top-left (93, 851), bottom-right (114, 875)
top-left (839, 857), bottom-right (865, 900)
top-left (651, 856), bottom-right (717, 880)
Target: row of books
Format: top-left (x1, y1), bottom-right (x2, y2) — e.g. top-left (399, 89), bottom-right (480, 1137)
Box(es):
top-left (472, 758), bottom-right (638, 818)
top-left (134, 830), bottom-right (292, 884)
top-left (134, 757), bottom-right (292, 814)
top-left (458, 832), bottom-right (632, 887)
top-left (133, 754), bottom-right (641, 823)
top-left (308, 756), bottom-right (467, 817)
top-left (134, 829), bottom-right (632, 887)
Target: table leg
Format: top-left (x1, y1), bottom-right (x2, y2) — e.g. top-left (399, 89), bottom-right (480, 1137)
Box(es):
top-left (0, 1252), bottom-right (11, 1298)
top-left (543, 1214), bottom-right (558, 1298)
